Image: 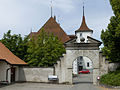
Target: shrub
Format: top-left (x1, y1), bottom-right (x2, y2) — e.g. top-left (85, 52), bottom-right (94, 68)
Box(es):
top-left (100, 70), bottom-right (120, 86)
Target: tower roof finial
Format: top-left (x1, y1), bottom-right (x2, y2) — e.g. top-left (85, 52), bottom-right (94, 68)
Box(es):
top-left (83, 1), bottom-right (84, 16)
top-left (51, 0), bottom-right (53, 17)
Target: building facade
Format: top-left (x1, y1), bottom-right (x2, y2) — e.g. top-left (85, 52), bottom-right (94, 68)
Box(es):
top-left (0, 42), bottom-right (27, 83)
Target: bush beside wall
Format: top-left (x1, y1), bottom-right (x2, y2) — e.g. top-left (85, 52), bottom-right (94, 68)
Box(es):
top-left (100, 70), bottom-right (120, 86)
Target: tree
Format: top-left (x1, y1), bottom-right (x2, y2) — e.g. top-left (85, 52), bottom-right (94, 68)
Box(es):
top-left (0, 30), bottom-right (29, 60)
top-left (101, 0), bottom-right (120, 62)
top-left (27, 29), bottom-right (66, 67)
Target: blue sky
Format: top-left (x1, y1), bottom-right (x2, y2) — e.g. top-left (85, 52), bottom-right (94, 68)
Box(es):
top-left (0, 0), bottom-right (114, 41)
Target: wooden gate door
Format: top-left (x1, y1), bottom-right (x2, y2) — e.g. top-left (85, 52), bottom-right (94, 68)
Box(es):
top-left (11, 67), bottom-right (15, 82)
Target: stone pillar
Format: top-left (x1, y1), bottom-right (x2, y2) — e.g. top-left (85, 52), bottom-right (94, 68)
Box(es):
top-left (66, 68), bottom-right (73, 84)
top-left (93, 68), bottom-right (100, 85)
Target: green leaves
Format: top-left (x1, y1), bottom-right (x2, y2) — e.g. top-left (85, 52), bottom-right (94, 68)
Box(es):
top-left (110, 0), bottom-right (120, 17)
top-left (26, 29), bottom-right (65, 67)
top-left (0, 30), bottom-right (29, 61)
top-left (100, 70), bottom-right (120, 86)
top-left (1, 29), bottom-right (65, 67)
top-left (101, 0), bottom-right (120, 62)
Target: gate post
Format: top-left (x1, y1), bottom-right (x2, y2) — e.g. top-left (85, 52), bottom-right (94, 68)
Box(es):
top-left (93, 68), bottom-right (100, 85)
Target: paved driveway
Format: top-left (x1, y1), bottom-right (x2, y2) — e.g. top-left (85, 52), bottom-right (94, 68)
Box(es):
top-left (0, 74), bottom-right (117, 90)
top-left (0, 82), bottom-right (117, 90)
top-left (73, 73), bottom-right (100, 90)
top-left (73, 73), bottom-right (93, 84)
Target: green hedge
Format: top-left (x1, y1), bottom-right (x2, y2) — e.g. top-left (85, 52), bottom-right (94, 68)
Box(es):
top-left (100, 70), bottom-right (120, 86)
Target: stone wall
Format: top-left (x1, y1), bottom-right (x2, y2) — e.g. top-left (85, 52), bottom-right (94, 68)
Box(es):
top-left (54, 54), bottom-right (67, 84)
top-left (55, 50), bottom-right (100, 85)
top-left (99, 52), bottom-right (120, 74)
top-left (99, 52), bottom-right (109, 76)
top-left (19, 67), bottom-right (54, 83)
top-left (108, 63), bottom-right (120, 71)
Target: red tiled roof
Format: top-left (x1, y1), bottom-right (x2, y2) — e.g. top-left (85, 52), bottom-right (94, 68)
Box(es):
top-left (0, 42), bottom-right (27, 65)
top-left (68, 35), bottom-right (76, 39)
top-left (76, 15), bottom-right (93, 32)
top-left (29, 17), bottom-right (70, 43)
top-left (76, 5), bottom-right (93, 32)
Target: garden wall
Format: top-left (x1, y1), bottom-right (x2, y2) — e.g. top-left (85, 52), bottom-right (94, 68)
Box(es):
top-left (99, 52), bottom-right (109, 76)
top-left (108, 63), bottom-right (120, 71)
top-left (19, 66), bottom-right (54, 83)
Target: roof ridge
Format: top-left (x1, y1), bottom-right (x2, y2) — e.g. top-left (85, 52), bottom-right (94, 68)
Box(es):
top-left (36, 17), bottom-right (70, 43)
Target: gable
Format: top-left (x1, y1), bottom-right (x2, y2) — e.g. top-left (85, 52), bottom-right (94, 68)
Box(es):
top-left (87, 36), bottom-right (102, 44)
top-left (65, 36), bottom-right (102, 44)
top-left (0, 42), bottom-right (27, 65)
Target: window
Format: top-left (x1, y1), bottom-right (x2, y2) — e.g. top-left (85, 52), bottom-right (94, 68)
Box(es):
top-left (80, 56), bottom-right (83, 60)
top-left (87, 62), bottom-right (89, 67)
top-left (80, 33), bottom-right (82, 37)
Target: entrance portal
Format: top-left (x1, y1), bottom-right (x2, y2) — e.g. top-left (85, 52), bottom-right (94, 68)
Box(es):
top-left (73, 56), bottom-right (93, 84)
top-left (54, 36), bottom-right (102, 85)
top-left (73, 56), bottom-right (93, 75)
top-left (11, 67), bottom-right (15, 82)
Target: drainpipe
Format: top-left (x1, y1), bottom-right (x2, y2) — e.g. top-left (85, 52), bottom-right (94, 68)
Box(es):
top-left (6, 68), bottom-right (11, 82)
top-left (53, 65), bottom-right (55, 75)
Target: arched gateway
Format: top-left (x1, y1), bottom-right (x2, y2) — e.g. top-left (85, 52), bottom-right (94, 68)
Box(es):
top-left (54, 36), bottom-right (102, 85)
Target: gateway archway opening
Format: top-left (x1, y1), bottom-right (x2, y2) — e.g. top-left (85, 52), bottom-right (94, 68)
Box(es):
top-left (72, 56), bottom-right (93, 84)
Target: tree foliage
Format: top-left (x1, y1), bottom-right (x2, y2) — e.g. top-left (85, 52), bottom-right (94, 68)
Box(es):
top-left (101, 0), bottom-right (120, 62)
top-left (0, 30), bottom-right (28, 60)
top-left (26, 29), bottom-right (65, 67)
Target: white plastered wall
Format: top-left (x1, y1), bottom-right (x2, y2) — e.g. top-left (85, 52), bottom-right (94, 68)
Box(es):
top-left (76, 31), bottom-right (93, 43)
top-left (83, 57), bottom-right (93, 70)
top-left (0, 61), bottom-right (11, 83)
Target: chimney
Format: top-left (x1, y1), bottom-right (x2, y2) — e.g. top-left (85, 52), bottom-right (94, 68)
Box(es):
top-left (54, 15), bottom-right (56, 21)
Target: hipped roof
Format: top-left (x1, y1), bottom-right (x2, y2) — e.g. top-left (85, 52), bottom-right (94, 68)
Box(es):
top-left (29, 17), bottom-right (70, 43)
top-left (0, 42), bottom-right (27, 65)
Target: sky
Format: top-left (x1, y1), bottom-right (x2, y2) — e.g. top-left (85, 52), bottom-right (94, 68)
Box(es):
top-left (0, 0), bottom-right (114, 41)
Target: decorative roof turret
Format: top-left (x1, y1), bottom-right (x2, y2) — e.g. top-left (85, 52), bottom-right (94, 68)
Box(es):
top-left (76, 5), bottom-right (93, 32)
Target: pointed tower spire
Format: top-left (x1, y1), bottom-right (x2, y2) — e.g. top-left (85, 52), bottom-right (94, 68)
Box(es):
top-left (75, 3), bottom-right (93, 32)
